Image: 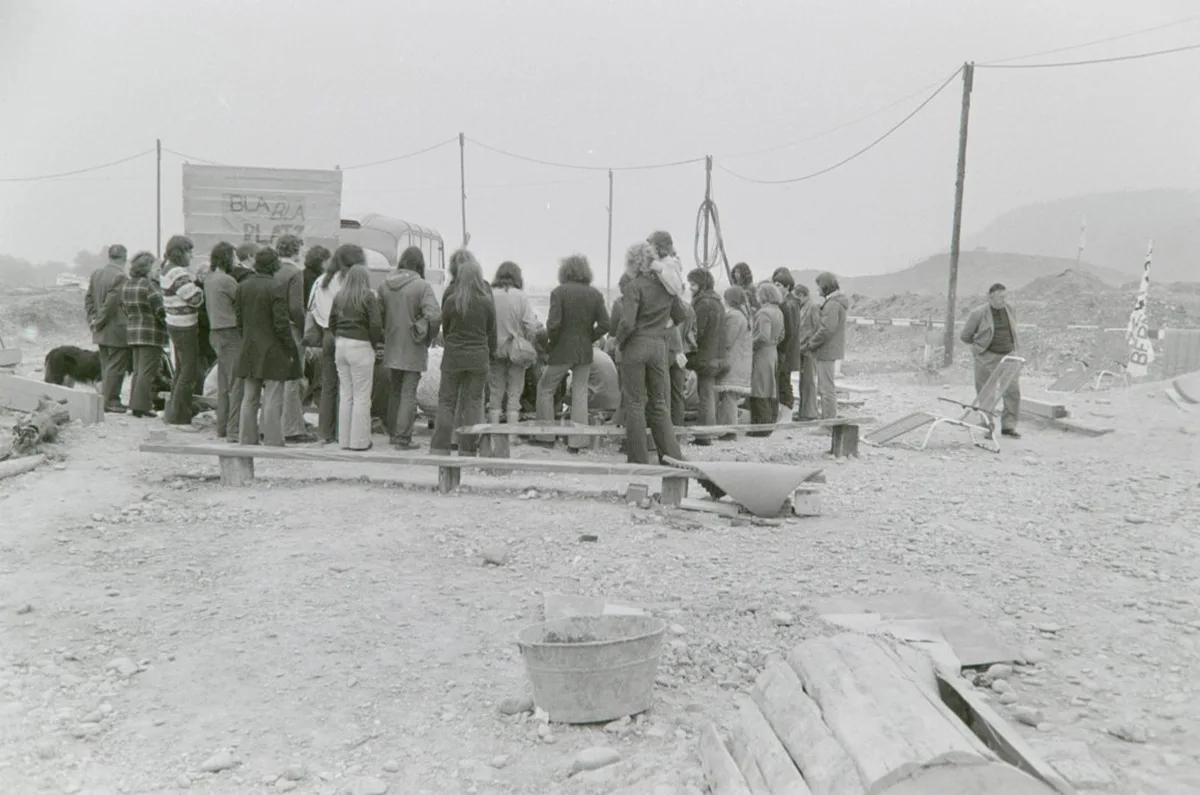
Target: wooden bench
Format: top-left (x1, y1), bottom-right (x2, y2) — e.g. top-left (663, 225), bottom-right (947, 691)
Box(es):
top-left (460, 416), bottom-right (873, 459)
top-left (139, 435), bottom-right (694, 505)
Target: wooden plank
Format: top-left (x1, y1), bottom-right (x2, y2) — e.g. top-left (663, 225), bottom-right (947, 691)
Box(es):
top-left (686, 416), bottom-right (874, 437)
top-left (1021, 398), bottom-right (1068, 420)
top-left (678, 498), bottom-right (742, 517)
top-left (0, 348), bottom-right (21, 367)
top-left (659, 475), bottom-right (688, 507)
top-left (218, 456), bottom-right (255, 486)
top-left (937, 671), bottom-right (1075, 795)
top-left (835, 384), bottom-right (879, 394)
top-left (750, 660), bottom-right (864, 795)
top-left (459, 421), bottom-right (622, 437)
top-left (0, 454), bottom-right (45, 482)
top-left (731, 696), bottom-right (812, 795)
top-left (0, 373), bottom-right (104, 425)
top-left (830, 424), bottom-right (859, 457)
top-left (699, 722), bottom-right (753, 795)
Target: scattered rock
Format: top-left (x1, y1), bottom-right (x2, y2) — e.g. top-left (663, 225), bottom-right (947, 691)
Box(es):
top-left (1124, 514), bottom-right (1149, 525)
top-left (985, 663), bottom-right (1013, 680)
top-left (175, 774), bottom-right (191, 789)
top-left (570, 746), bottom-right (622, 775)
top-left (1107, 722), bottom-right (1148, 743)
top-left (990, 678), bottom-right (1012, 694)
top-left (669, 623), bottom-right (687, 636)
top-left (1020, 646), bottom-right (1046, 665)
top-left (199, 750), bottom-right (239, 774)
top-left (490, 755), bottom-right (510, 769)
top-left (1031, 621), bottom-right (1061, 634)
top-left (481, 544), bottom-right (510, 566)
top-left (998, 691), bottom-right (1019, 705)
top-left (282, 765), bottom-right (306, 781)
top-left (347, 777), bottom-right (389, 795)
top-left (15, 603), bottom-right (32, 615)
top-left (276, 781), bottom-right (297, 792)
top-left (578, 534), bottom-right (598, 543)
top-left (105, 657), bottom-right (139, 677)
top-left (771, 611), bottom-right (795, 627)
top-left (1013, 707), bottom-right (1043, 727)
top-left (497, 696), bottom-right (534, 716)
top-left (382, 760), bottom-right (400, 774)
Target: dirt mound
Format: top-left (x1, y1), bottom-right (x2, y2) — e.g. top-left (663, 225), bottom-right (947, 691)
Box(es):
top-left (0, 287), bottom-right (88, 347)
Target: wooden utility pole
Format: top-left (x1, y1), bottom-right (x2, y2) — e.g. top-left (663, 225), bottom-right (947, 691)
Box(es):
top-left (155, 138), bottom-right (162, 259)
top-left (458, 132), bottom-right (468, 248)
top-left (942, 62), bottom-right (974, 367)
top-left (702, 155), bottom-right (713, 260)
top-left (605, 169), bottom-right (614, 300)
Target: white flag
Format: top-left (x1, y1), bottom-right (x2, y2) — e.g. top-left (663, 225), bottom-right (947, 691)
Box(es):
top-left (1125, 242), bottom-right (1155, 377)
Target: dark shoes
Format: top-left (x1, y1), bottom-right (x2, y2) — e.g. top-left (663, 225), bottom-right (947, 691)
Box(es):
top-left (286, 432), bottom-right (318, 444)
top-left (105, 402), bottom-right (127, 414)
top-left (391, 439), bottom-right (418, 451)
top-left (1001, 429), bottom-right (1021, 439)
top-left (131, 409), bottom-right (157, 419)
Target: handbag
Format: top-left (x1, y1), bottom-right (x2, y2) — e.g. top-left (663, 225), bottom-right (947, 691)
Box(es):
top-left (302, 311), bottom-right (324, 348)
top-left (506, 334), bottom-right (538, 367)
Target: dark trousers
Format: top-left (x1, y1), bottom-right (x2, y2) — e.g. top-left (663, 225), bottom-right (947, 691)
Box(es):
top-left (209, 328), bottom-right (243, 439)
top-left (128, 345), bottom-right (160, 413)
top-left (318, 331), bottom-right (338, 442)
top-left (620, 336), bottom-right (682, 465)
top-left (430, 368), bottom-right (486, 455)
top-left (165, 326), bottom-right (199, 425)
top-left (747, 396), bottom-right (778, 437)
top-left (669, 363), bottom-right (688, 426)
top-left (777, 362), bottom-right (795, 410)
top-left (387, 368), bottom-right (422, 443)
top-left (98, 345), bottom-right (129, 407)
top-left (696, 373), bottom-right (717, 426)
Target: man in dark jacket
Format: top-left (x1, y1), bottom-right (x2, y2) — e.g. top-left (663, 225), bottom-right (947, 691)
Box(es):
top-left (799, 271), bottom-right (849, 420)
top-left (793, 284), bottom-right (821, 420)
top-left (772, 268), bottom-right (804, 420)
top-left (536, 254), bottom-right (609, 451)
top-left (84, 244), bottom-right (130, 413)
top-left (274, 234), bottom-right (312, 442)
top-left (685, 268), bottom-right (724, 440)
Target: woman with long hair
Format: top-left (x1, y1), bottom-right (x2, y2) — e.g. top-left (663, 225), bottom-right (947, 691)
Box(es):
top-left (716, 285), bottom-right (753, 431)
top-left (430, 249), bottom-right (496, 456)
top-left (379, 245), bottom-right (442, 450)
top-left (748, 281), bottom-right (785, 436)
top-left (121, 251), bottom-right (168, 418)
top-left (328, 252), bottom-right (382, 451)
top-left (203, 241), bottom-right (244, 440)
top-left (488, 260), bottom-right (540, 427)
top-left (307, 245), bottom-right (356, 443)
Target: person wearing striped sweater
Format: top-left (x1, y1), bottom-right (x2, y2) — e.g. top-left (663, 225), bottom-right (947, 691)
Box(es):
top-left (160, 235), bottom-right (205, 425)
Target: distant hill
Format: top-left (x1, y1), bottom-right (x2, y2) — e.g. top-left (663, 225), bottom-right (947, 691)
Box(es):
top-left (792, 251), bottom-right (1130, 298)
top-left (964, 189), bottom-right (1200, 284)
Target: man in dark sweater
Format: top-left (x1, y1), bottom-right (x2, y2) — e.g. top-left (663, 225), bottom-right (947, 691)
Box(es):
top-left (959, 282), bottom-right (1022, 438)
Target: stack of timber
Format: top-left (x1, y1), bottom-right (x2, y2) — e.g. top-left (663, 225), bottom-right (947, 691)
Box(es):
top-left (699, 633), bottom-right (1065, 795)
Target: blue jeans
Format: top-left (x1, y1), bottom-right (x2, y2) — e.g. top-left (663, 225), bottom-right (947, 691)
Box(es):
top-left (431, 368), bottom-right (486, 455)
top-left (618, 335), bottom-right (682, 464)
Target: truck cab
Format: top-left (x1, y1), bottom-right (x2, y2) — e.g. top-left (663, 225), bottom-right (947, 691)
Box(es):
top-left (338, 214), bottom-right (447, 299)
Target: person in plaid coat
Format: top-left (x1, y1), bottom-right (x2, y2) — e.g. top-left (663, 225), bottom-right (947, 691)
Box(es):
top-left (120, 251), bottom-right (169, 418)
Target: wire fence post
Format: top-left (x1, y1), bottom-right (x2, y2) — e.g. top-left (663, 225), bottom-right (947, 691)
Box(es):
top-left (605, 169), bottom-right (614, 301)
top-left (155, 138), bottom-right (162, 259)
top-left (942, 62), bottom-right (974, 367)
top-left (459, 132), bottom-right (468, 248)
top-left (703, 155), bottom-right (713, 258)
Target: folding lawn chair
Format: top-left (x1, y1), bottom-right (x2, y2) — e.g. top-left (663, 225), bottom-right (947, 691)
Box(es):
top-left (864, 355), bottom-right (1025, 454)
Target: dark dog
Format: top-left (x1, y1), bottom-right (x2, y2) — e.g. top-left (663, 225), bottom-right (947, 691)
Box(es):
top-left (44, 345), bottom-right (103, 388)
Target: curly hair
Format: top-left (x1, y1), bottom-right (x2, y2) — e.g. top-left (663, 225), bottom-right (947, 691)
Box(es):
top-left (647, 230), bottom-right (675, 259)
top-left (558, 253), bottom-right (593, 285)
top-left (304, 245), bottom-right (331, 272)
top-left (731, 262), bottom-right (754, 287)
top-left (129, 251), bottom-right (157, 279)
top-left (236, 242), bottom-right (259, 263)
top-left (254, 247), bottom-right (281, 275)
top-left (493, 261), bottom-right (523, 290)
top-left (275, 234), bottom-right (303, 258)
top-left (399, 245), bottom-right (425, 277)
top-left (756, 281), bottom-right (783, 306)
top-left (624, 241), bottom-right (656, 276)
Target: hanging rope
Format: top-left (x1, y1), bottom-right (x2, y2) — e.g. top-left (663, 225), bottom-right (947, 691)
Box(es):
top-left (693, 192), bottom-right (732, 285)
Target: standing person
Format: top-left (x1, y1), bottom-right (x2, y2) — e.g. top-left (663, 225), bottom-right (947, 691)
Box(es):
top-left (159, 235), bottom-right (203, 425)
top-left (614, 242), bottom-right (687, 465)
top-left (801, 271), bottom-right (849, 420)
top-left (586, 344), bottom-right (621, 423)
top-left (328, 258), bottom-right (383, 451)
top-left (120, 251), bottom-right (168, 418)
top-left (378, 246), bottom-right (442, 450)
top-left (233, 243), bottom-right (258, 282)
top-left (274, 234), bottom-right (312, 442)
top-left (772, 268), bottom-right (803, 421)
top-left (792, 284), bottom-right (821, 421)
top-left (960, 282), bottom-right (1022, 438)
top-left (536, 254), bottom-right (608, 451)
top-left (716, 285), bottom-right (753, 431)
top-left (489, 261), bottom-right (540, 427)
top-left (732, 262), bottom-right (758, 310)
top-left (429, 250), bottom-right (496, 457)
top-left (748, 282), bottom-right (785, 436)
top-left (84, 243), bottom-right (130, 413)
top-left (685, 268), bottom-right (724, 440)
top-left (647, 231), bottom-right (692, 426)
top-left (235, 247), bottom-right (301, 446)
top-left (302, 245), bottom-right (331, 308)
top-left (203, 242), bottom-right (244, 441)
top-left (308, 247), bottom-right (355, 443)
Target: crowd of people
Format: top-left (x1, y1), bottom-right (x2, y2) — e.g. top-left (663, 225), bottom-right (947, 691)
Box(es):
top-left (83, 229), bottom-right (852, 463)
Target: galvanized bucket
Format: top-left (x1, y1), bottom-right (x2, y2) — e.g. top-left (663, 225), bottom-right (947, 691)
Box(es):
top-left (516, 615), bottom-right (667, 724)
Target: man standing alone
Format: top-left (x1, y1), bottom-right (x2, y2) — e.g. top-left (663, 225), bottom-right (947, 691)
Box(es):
top-left (960, 283), bottom-right (1022, 439)
top-left (274, 234), bottom-right (314, 442)
top-left (801, 271), bottom-right (848, 420)
top-left (85, 244), bottom-right (130, 413)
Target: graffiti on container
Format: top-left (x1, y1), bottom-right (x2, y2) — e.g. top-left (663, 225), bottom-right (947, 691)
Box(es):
top-left (224, 194), bottom-right (307, 244)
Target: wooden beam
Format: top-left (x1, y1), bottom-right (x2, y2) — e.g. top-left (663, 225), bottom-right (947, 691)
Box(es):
top-left (659, 475), bottom-right (688, 507)
top-left (686, 417), bottom-right (874, 438)
top-left (218, 457), bottom-right (254, 486)
top-left (830, 424), bottom-right (859, 458)
top-left (699, 722), bottom-right (753, 795)
top-left (1020, 399), bottom-right (1068, 420)
top-left (0, 348), bottom-right (21, 367)
top-left (678, 498), bottom-right (742, 517)
top-left (460, 416), bottom-right (874, 439)
top-left (0, 373), bottom-right (104, 425)
top-left (730, 697), bottom-right (812, 794)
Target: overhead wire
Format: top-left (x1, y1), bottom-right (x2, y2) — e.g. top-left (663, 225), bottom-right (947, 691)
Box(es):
top-left (717, 66), bottom-right (963, 186)
top-left (339, 137), bottom-right (458, 170)
top-left (981, 14), bottom-right (1200, 65)
top-left (467, 137), bottom-right (705, 172)
top-left (0, 149), bottom-right (154, 183)
top-left (346, 174), bottom-right (605, 194)
top-left (977, 41), bottom-right (1200, 69)
top-left (162, 147), bottom-right (223, 165)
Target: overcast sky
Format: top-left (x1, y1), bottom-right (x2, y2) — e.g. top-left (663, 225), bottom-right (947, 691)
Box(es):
top-left (2, 0), bottom-right (1197, 287)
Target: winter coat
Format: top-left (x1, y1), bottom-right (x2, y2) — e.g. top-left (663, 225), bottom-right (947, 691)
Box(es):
top-left (378, 270), bottom-right (442, 372)
top-left (120, 276), bottom-right (168, 348)
top-left (717, 307), bottom-right (752, 394)
top-left (275, 258), bottom-right (306, 329)
top-left (960, 302), bottom-right (1020, 356)
top-left (687, 290), bottom-right (724, 376)
top-left (86, 262), bottom-right (128, 346)
top-left (750, 303), bottom-right (785, 398)
top-left (234, 273), bottom-right (302, 382)
top-left (440, 282), bottom-right (497, 373)
top-left (615, 272), bottom-right (688, 350)
top-left (491, 287), bottom-right (540, 362)
top-left (795, 298), bottom-right (821, 349)
top-left (546, 282), bottom-right (608, 367)
top-left (778, 294), bottom-right (804, 371)
top-left (806, 290), bottom-right (849, 361)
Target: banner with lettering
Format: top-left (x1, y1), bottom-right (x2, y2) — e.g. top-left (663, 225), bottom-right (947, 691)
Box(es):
top-left (1125, 242), bottom-right (1155, 378)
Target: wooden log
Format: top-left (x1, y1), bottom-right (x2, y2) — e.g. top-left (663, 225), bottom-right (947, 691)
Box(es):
top-left (0, 373), bottom-right (103, 425)
top-left (788, 634), bottom-right (1055, 795)
top-left (218, 456), bottom-right (255, 487)
top-left (727, 719), bottom-right (771, 794)
top-left (751, 660), bottom-right (864, 795)
top-left (659, 475), bottom-right (688, 507)
top-left (830, 423), bottom-right (859, 458)
top-left (7, 398), bottom-right (72, 458)
top-left (1020, 398), bottom-right (1068, 420)
top-left (437, 465), bottom-right (461, 493)
top-left (731, 696), bottom-right (812, 795)
top-left (0, 453), bottom-right (45, 481)
top-left (699, 722), bottom-right (753, 795)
